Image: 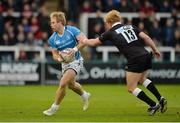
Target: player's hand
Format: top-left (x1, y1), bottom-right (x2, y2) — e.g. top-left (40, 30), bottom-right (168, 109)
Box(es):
top-left (66, 48), bottom-right (76, 60)
top-left (77, 36), bottom-right (88, 45)
top-left (81, 39), bottom-right (87, 44)
top-left (57, 55), bottom-right (65, 63)
top-left (153, 50), bottom-right (161, 59)
top-left (77, 32), bottom-right (88, 44)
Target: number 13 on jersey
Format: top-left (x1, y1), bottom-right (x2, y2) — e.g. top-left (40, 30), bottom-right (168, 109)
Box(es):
top-left (115, 26), bottom-right (138, 43)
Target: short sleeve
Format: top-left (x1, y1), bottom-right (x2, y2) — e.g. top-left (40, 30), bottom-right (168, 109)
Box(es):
top-left (132, 25), bottom-right (141, 35)
top-left (99, 31), bottom-right (111, 43)
top-left (67, 26), bottom-right (81, 37)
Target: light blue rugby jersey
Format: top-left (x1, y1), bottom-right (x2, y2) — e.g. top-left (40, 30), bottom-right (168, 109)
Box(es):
top-left (48, 25), bottom-right (81, 60)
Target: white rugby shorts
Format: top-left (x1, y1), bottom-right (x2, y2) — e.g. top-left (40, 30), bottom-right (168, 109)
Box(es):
top-left (61, 58), bottom-right (84, 75)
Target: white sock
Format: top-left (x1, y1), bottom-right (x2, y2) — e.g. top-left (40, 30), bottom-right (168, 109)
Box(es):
top-left (81, 91), bottom-right (88, 99)
top-left (143, 79), bottom-right (152, 88)
top-left (51, 103), bottom-right (59, 110)
top-left (132, 88), bottom-right (142, 97)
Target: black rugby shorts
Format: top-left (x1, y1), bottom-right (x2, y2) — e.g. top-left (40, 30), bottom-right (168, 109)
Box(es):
top-left (125, 53), bottom-right (152, 73)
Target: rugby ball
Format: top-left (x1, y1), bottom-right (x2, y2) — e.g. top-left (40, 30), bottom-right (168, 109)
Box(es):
top-left (59, 49), bottom-right (75, 63)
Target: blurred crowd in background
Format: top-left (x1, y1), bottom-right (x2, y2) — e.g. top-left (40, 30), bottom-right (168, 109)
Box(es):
top-left (0, 0), bottom-right (50, 47)
top-left (0, 0), bottom-right (180, 61)
top-left (77, 0), bottom-right (180, 48)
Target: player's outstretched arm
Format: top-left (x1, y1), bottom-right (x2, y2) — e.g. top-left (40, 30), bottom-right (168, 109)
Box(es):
top-left (139, 32), bottom-right (161, 59)
top-left (81, 38), bottom-right (102, 46)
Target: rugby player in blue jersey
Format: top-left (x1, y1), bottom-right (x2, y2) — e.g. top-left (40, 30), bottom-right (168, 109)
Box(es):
top-left (43, 11), bottom-right (90, 116)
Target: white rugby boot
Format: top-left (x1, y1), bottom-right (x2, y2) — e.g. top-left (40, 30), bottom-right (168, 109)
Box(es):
top-left (43, 103), bottom-right (59, 116)
top-left (81, 92), bottom-right (91, 111)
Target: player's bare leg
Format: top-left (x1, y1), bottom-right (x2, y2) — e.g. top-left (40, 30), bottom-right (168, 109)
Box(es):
top-left (68, 78), bottom-right (84, 95)
top-left (126, 71), bottom-right (159, 115)
top-left (68, 76), bottom-right (91, 111)
top-left (126, 72), bottom-right (140, 93)
top-left (139, 71), bottom-right (167, 113)
top-left (43, 69), bottom-right (76, 116)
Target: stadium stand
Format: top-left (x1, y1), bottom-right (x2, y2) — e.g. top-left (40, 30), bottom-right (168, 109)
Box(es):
top-left (0, 0), bottom-right (179, 62)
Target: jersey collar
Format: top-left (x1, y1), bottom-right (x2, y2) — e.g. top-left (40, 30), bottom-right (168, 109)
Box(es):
top-left (57, 27), bottom-right (65, 37)
top-left (112, 22), bottom-right (122, 27)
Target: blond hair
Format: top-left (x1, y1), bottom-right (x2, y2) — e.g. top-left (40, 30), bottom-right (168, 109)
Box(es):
top-left (104, 10), bottom-right (122, 24)
top-left (50, 11), bottom-right (66, 25)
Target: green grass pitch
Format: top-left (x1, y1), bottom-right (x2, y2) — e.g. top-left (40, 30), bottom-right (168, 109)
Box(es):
top-left (0, 84), bottom-right (180, 122)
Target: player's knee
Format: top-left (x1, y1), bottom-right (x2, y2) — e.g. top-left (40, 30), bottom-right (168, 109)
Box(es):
top-left (60, 82), bottom-right (68, 89)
